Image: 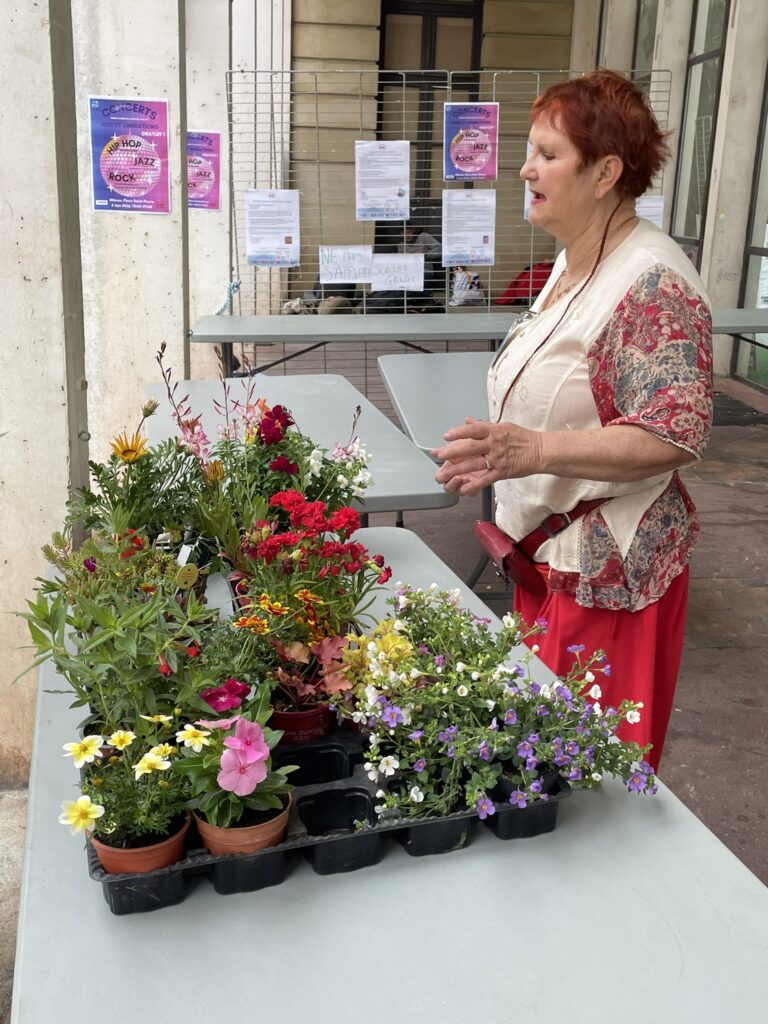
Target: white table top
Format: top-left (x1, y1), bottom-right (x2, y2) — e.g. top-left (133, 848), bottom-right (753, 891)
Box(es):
top-left (13, 527), bottom-right (768, 1023)
top-left (191, 311), bottom-right (518, 345)
top-left (190, 308), bottom-right (767, 345)
top-left (711, 307), bottom-right (768, 335)
top-left (145, 374), bottom-right (456, 515)
top-left (379, 350), bottom-right (493, 453)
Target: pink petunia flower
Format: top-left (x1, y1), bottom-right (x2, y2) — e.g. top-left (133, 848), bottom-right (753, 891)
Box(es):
top-left (217, 747), bottom-right (268, 796)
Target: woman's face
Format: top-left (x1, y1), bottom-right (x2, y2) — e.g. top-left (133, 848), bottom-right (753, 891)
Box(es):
top-left (520, 117), bottom-right (601, 240)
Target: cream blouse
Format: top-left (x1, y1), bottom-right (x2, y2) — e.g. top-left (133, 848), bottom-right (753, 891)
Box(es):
top-left (488, 219), bottom-right (713, 611)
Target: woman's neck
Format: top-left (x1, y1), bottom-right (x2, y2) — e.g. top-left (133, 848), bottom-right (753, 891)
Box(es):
top-left (561, 197), bottom-right (638, 280)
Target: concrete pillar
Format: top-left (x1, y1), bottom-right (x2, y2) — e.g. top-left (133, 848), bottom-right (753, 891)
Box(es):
top-left (0, 3), bottom-right (73, 782)
top-left (652, 0), bottom-right (694, 233)
top-left (72, 0), bottom-right (188, 462)
top-left (187, 0), bottom-right (231, 378)
top-left (699, 0), bottom-right (768, 374)
top-left (569, 0), bottom-right (600, 71)
top-left (600, 0), bottom-right (635, 71)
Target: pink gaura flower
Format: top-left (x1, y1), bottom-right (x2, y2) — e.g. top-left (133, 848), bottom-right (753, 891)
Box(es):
top-left (195, 715), bottom-right (241, 731)
top-left (223, 719), bottom-right (270, 763)
top-left (217, 747), bottom-right (268, 796)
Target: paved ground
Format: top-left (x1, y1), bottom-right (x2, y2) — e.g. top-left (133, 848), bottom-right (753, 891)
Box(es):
top-left (2, 374), bottom-right (766, 1016)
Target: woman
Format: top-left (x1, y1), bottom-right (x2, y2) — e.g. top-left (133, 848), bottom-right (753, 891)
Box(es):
top-left (433, 70), bottom-right (713, 769)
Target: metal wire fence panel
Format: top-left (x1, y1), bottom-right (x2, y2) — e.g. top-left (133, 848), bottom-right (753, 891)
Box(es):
top-left (225, 67), bottom-right (672, 399)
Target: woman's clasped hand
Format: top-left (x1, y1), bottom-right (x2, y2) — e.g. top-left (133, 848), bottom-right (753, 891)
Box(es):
top-left (433, 417), bottom-right (542, 495)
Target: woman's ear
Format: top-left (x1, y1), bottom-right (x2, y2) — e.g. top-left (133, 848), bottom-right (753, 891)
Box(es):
top-left (595, 154), bottom-right (624, 198)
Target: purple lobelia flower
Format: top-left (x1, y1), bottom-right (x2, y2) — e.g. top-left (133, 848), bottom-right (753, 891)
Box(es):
top-left (83, 557), bottom-right (97, 573)
top-left (516, 740), bottom-right (534, 759)
top-left (476, 794), bottom-right (496, 820)
top-left (478, 741), bottom-right (490, 762)
top-left (446, 744), bottom-right (456, 758)
top-left (504, 708), bottom-right (518, 726)
top-left (525, 757), bottom-right (539, 771)
top-left (568, 768), bottom-right (583, 781)
top-left (413, 757), bottom-right (426, 773)
top-left (530, 779), bottom-right (543, 793)
top-left (565, 741), bottom-right (580, 756)
top-left (489, 717), bottom-right (499, 732)
top-left (508, 790), bottom-right (527, 809)
top-left (566, 644), bottom-right (586, 654)
top-left (408, 730), bottom-right (424, 741)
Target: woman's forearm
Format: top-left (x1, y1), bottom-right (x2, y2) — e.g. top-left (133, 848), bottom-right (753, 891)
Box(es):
top-left (537, 424), bottom-right (696, 482)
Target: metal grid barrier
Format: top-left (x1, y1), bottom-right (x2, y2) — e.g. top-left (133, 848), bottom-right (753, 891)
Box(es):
top-left (224, 68), bottom-right (671, 397)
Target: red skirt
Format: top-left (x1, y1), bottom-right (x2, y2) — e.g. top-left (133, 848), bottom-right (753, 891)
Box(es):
top-left (513, 566), bottom-right (689, 771)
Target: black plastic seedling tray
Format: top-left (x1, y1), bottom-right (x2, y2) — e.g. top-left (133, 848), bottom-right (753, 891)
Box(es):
top-left (86, 728), bottom-right (571, 914)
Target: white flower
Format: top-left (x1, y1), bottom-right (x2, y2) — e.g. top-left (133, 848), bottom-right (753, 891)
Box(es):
top-left (336, 474), bottom-right (349, 486)
top-left (364, 761), bottom-right (379, 782)
top-left (436, 666), bottom-right (443, 675)
top-left (471, 672), bottom-right (480, 681)
top-left (409, 667), bottom-right (420, 678)
top-left (539, 683), bottom-right (552, 699)
top-left (374, 803), bottom-right (386, 816)
top-left (626, 709), bottom-right (641, 724)
top-left (456, 662), bottom-right (466, 673)
top-left (457, 685), bottom-right (469, 697)
top-left (531, 644), bottom-right (540, 653)
top-left (409, 786), bottom-right (425, 804)
top-left (379, 756), bottom-right (399, 777)
top-left (502, 613), bottom-right (516, 628)
top-left (376, 789), bottom-right (386, 799)
top-left (393, 619), bottom-right (405, 632)
top-left (588, 684), bottom-right (602, 700)
top-left (364, 684), bottom-right (379, 709)
top-left (428, 582), bottom-right (438, 590)
top-left (397, 595), bottom-right (410, 611)
top-left (584, 670), bottom-right (595, 683)
top-left (441, 686), bottom-right (448, 694)
top-left (486, 699), bottom-right (496, 711)
top-left (592, 702), bottom-right (602, 718)
top-left (591, 772), bottom-right (603, 782)
top-left (351, 710), bottom-right (368, 724)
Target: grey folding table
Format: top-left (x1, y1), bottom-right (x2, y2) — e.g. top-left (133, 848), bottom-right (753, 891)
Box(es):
top-left (190, 311), bottom-right (517, 376)
top-left (145, 373), bottom-right (457, 520)
top-left (13, 526), bottom-right (768, 1024)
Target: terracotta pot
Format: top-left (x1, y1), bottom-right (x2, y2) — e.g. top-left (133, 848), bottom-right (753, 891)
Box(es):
top-left (90, 815), bottom-right (191, 875)
top-left (269, 704), bottom-right (333, 743)
top-left (194, 796), bottom-right (291, 856)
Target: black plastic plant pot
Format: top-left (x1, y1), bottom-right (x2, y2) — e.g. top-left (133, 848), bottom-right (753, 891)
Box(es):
top-left (485, 780), bottom-right (572, 841)
top-left (210, 846), bottom-right (288, 895)
top-left (272, 741), bottom-right (352, 787)
top-left (297, 788), bottom-right (382, 874)
top-left (490, 766), bottom-right (562, 802)
top-left (397, 813), bottom-right (477, 857)
top-left (87, 844), bottom-right (188, 915)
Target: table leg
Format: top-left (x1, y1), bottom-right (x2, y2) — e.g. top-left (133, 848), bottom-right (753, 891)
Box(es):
top-left (465, 484), bottom-right (493, 588)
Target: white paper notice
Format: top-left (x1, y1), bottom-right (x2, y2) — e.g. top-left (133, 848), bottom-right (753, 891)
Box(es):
top-left (370, 253), bottom-right (424, 292)
top-left (442, 189), bottom-right (496, 266)
top-left (319, 245), bottom-right (373, 284)
top-left (355, 140), bottom-right (410, 221)
top-left (635, 194), bottom-right (665, 230)
top-left (245, 189), bottom-right (301, 266)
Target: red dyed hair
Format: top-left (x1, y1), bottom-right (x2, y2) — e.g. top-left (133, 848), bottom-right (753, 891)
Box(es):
top-left (530, 69), bottom-right (670, 198)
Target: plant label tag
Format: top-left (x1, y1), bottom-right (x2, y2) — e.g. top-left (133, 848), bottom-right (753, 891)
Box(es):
top-left (177, 544), bottom-right (194, 566)
top-left (175, 564), bottom-right (199, 590)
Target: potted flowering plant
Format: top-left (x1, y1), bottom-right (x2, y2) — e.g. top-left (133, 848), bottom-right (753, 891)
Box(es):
top-left (64, 394), bottom-right (203, 544)
top-left (228, 491), bottom-right (391, 741)
top-left (173, 686), bottom-right (296, 855)
top-left (156, 348), bottom-right (374, 574)
top-left (23, 529), bottom-right (213, 734)
top-left (58, 720), bottom-right (191, 874)
top-left (338, 586), bottom-right (657, 827)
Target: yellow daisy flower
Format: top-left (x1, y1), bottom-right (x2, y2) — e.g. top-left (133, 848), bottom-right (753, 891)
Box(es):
top-left (175, 724), bottom-right (211, 752)
top-left (110, 431), bottom-right (149, 463)
top-left (58, 795), bottom-right (105, 834)
top-left (108, 730), bottom-right (136, 750)
top-left (62, 736), bottom-right (104, 768)
top-left (133, 752), bottom-right (172, 780)
top-left (150, 744), bottom-right (177, 758)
